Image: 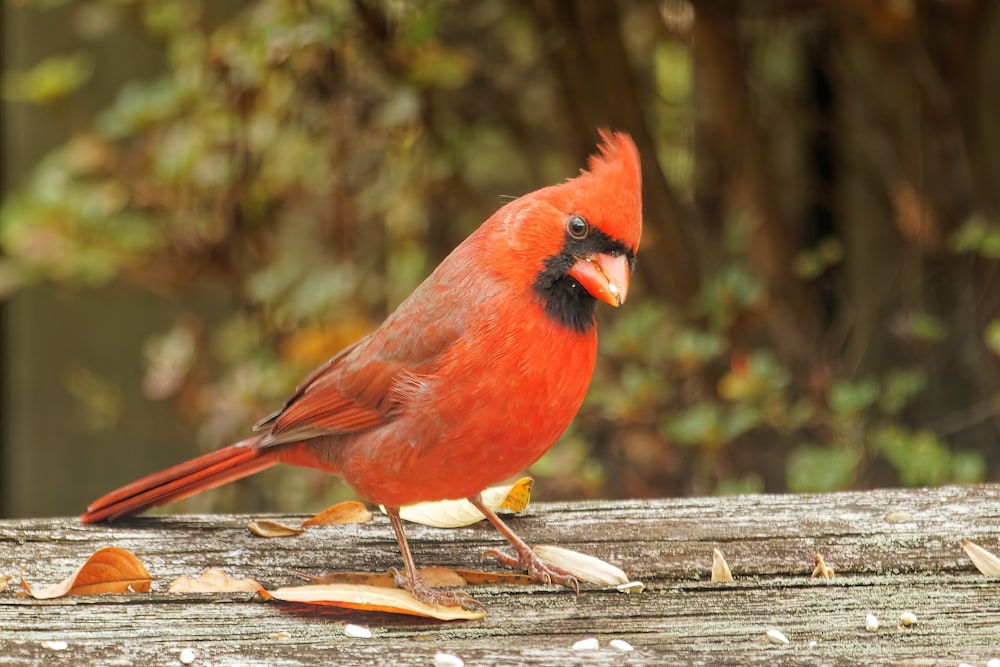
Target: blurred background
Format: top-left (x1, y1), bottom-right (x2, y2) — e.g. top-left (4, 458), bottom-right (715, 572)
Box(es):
top-left (2, 0), bottom-right (999, 519)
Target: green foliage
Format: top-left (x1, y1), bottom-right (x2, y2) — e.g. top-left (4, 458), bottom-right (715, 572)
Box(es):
top-left (786, 444), bottom-right (856, 493)
top-left (2, 52), bottom-right (94, 104)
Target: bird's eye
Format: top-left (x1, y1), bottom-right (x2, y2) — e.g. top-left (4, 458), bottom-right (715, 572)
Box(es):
top-left (566, 215), bottom-right (589, 240)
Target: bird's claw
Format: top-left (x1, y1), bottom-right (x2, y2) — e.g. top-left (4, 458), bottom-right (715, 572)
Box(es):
top-left (481, 548), bottom-right (580, 594)
top-left (388, 567), bottom-right (486, 612)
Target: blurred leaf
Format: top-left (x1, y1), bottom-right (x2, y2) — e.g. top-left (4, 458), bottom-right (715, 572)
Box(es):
top-left (951, 450), bottom-right (986, 484)
top-left (875, 426), bottom-right (951, 487)
top-left (794, 237), bottom-right (844, 279)
top-left (713, 474), bottom-right (764, 496)
top-left (65, 364), bottom-right (123, 430)
top-left (142, 318), bottom-right (200, 400)
top-left (718, 351), bottom-right (789, 402)
top-left (667, 328), bottom-right (725, 371)
top-left (950, 213), bottom-right (1000, 259)
top-left (878, 367), bottom-right (927, 415)
top-left (892, 311), bottom-right (947, 344)
top-left (696, 264), bottom-right (764, 330)
top-left (984, 319), bottom-right (1000, 358)
top-left (786, 444), bottom-right (856, 492)
top-left (3, 52), bottom-right (94, 104)
top-left (828, 378), bottom-right (878, 416)
top-left (661, 402), bottom-right (759, 448)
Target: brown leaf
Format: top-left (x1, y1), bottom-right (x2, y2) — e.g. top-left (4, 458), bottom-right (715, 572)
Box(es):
top-left (302, 567), bottom-right (474, 589)
top-left (419, 566), bottom-right (467, 589)
top-left (961, 538), bottom-right (1000, 576)
top-left (263, 584), bottom-right (484, 621)
top-left (247, 520), bottom-right (305, 538)
top-left (302, 501), bottom-right (373, 527)
top-left (711, 548), bottom-right (733, 582)
top-left (451, 569), bottom-right (536, 586)
top-left (299, 571), bottom-right (396, 588)
top-left (168, 568), bottom-right (262, 593)
top-left (22, 546), bottom-right (151, 599)
top-left (0, 574), bottom-right (11, 593)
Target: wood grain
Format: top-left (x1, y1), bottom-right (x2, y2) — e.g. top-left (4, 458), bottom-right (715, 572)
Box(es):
top-left (1, 484), bottom-right (998, 666)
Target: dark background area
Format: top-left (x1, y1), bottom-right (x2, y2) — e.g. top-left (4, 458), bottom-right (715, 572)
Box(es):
top-left (3, 0), bottom-right (1000, 518)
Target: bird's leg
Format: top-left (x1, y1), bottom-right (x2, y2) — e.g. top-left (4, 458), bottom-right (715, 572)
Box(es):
top-left (470, 494), bottom-right (579, 593)
top-left (385, 506), bottom-right (485, 611)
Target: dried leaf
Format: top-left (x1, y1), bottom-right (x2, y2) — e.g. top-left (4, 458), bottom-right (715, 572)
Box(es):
top-left (386, 478), bottom-right (533, 528)
top-left (0, 574), bottom-right (11, 593)
top-left (168, 568), bottom-right (262, 593)
top-left (247, 520), bottom-right (305, 538)
top-left (262, 584), bottom-right (483, 621)
top-left (961, 538), bottom-right (1000, 576)
top-left (489, 477), bottom-right (533, 513)
top-left (419, 566), bottom-right (468, 589)
top-left (304, 568), bottom-right (535, 588)
top-left (811, 553), bottom-right (835, 579)
top-left (300, 571), bottom-right (396, 588)
top-left (451, 569), bottom-right (536, 586)
top-left (302, 501), bottom-right (373, 527)
top-left (711, 548), bottom-right (733, 582)
top-left (533, 545), bottom-right (628, 586)
top-left (22, 546), bottom-right (151, 599)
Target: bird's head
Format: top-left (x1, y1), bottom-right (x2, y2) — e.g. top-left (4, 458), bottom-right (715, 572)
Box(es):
top-left (496, 130), bottom-right (642, 333)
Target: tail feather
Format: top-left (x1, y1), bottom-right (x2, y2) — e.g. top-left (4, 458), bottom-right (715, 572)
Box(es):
top-left (81, 437), bottom-right (278, 523)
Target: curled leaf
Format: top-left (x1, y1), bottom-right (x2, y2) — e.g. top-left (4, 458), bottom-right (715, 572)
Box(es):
top-left (302, 501), bottom-right (373, 527)
top-left (168, 568), bottom-right (262, 593)
top-left (387, 478), bottom-right (533, 528)
top-left (533, 545), bottom-right (628, 586)
top-left (22, 546), bottom-right (151, 599)
top-left (961, 538), bottom-right (1000, 576)
top-left (247, 520), bottom-right (305, 538)
top-left (811, 553), bottom-right (835, 579)
top-left (263, 584), bottom-right (483, 621)
top-left (711, 548), bottom-right (733, 582)
top-left (0, 574), bottom-right (11, 593)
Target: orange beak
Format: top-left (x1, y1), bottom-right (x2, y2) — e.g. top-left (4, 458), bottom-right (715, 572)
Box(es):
top-left (567, 252), bottom-right (631, 307)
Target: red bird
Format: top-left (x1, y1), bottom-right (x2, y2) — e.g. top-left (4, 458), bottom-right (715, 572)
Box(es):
top-left (82, 130), bottom-right (642, 608)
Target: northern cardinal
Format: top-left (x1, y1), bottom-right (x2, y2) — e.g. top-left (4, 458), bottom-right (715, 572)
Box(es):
top-left (82, 130), bottom-right (642, 609)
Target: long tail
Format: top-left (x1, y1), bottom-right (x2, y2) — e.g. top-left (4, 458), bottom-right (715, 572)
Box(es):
top-left (81, 436), bottom-right (280, 523)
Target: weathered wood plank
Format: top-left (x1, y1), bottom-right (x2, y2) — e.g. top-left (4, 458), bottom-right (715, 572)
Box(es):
top-left (1, 484), bottom-right (999, 666)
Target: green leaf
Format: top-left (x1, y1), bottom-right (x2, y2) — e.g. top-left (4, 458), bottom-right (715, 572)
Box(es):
top-left (950, 213), bottom-right (1000, 259)
top-left (985, 320), bottom-right (1000, 358)
top-left (874, 426), bottom-right (951, 487)
top-left (828, 379), bottom-right (878, 416)
top-left (879, 367), bottom-right (927, 415)
top-left (3, 52), bottom-right (94, 104)
top-left (786, 444), bottom-right (856, 492)
top-left (899, 312), bottom-right (947, 344)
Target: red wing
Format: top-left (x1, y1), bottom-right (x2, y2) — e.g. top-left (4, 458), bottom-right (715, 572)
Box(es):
top-left (254, 250), bottom-right (480, 447)
top-left (260, 356), bottom-right (407, 444)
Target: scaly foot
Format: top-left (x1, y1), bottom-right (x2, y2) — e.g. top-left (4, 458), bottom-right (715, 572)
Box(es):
top-left (482, 546), bottom-right (580, 594)
top-left (389, 567), bottom-right (486, 612)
